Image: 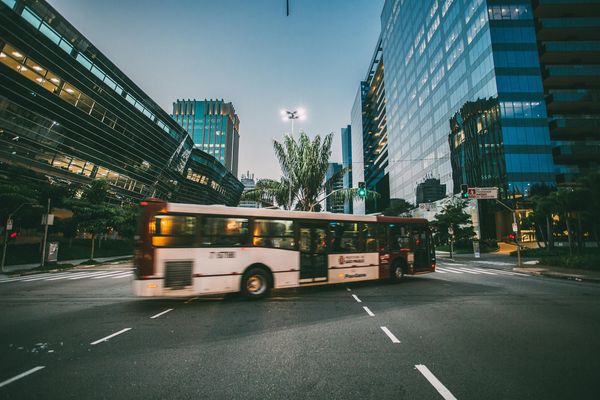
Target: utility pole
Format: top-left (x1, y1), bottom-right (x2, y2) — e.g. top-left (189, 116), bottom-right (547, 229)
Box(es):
top-left (1, 203), bottom-right (34, 272)
top-left (40, 198), bottom-right (51, 268)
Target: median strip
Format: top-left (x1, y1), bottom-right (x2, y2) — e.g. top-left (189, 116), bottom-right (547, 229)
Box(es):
top-left (0, 366), bottom-right (45, 388)
top-left (380, 326), bottom-right (400, 343)
top-left (415, 364), bottom-right (457, 400)
top-left (150, 308), bottom-right (174, 319)
top-left (90, 328), bottom-right (131, 345)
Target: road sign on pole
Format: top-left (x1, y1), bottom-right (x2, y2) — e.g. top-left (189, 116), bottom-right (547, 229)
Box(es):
top-left (6, 219), bottom-right (13, 230)
top-left (465, 187), bottom-right (498, 199)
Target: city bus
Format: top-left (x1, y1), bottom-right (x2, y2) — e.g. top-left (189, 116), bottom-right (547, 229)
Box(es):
top-left (134, 199), bottom-right (435, 299)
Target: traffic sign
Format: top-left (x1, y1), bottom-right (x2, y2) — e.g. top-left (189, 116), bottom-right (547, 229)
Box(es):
top-left (465, 187), bottom-right (498, 199)
top-left (6, 219), bottom-right (13, 230)
top-left (512, 223), bottom-right (518, 233)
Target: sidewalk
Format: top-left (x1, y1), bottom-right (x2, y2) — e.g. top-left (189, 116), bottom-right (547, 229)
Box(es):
top-left (514, 265), bottom-right (600, 283)
top-left (2, 255), bottom-right (132, 274)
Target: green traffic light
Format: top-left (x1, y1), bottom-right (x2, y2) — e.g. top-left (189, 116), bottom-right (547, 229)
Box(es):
top-left (358, 188), bottom-right (366, 197)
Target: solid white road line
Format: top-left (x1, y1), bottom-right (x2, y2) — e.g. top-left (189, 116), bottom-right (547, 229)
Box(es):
top-left (435, 267), bottom-right (461, 274)
top-left (90, 328), bottom-right (131, 345)
top-left (352, 294), bottom-right (362, 303)
top-left (381, 326), bottom-right (401, 343)
top-left (150, 308), bottom-right (174, 319)
top-left (444, 267), bottom-right (479, 275)
top-left (363, 306), bottom-right (375, 316)
top-left (0, 366), bottom-right (45, 388)
top-left (415, 364), bottom-right (457, 400)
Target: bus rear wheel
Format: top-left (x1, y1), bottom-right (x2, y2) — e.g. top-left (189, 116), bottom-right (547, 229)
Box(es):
top-left (241, 268), bottom-right (270, 299)
top-left (390, 262), bottom-right (405, 282)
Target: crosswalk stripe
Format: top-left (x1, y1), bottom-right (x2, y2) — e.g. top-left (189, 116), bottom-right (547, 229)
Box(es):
top-left (91, 271), bottom-right (128, 279)
top-left (110, 272), bottom-right (133, 279)
top-left (443, 266), bottom-right (480, 275)
top-left (24, 272), bottom-right (75, 282)
top-left (45, 271), bottom-right (92, 281)
top-left (69, 270), bottom-right (117, 280)
top-left (436, 267), bottom-right (462, 274)
top-left (460, 267), bottom-right (497, 275)
top-left (476, 261), bottom-right (514, 266)
top-left (434, 269), bottom-right (448, 274)
top-left (442, 262), bottom-right (466, 266)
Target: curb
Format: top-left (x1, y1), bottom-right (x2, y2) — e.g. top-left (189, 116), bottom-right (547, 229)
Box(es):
top-left (513, 268), bottom-right (600, 284)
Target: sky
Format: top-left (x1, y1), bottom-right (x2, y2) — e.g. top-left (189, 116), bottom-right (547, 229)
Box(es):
top-left (47, 0), bottom-right (384, 180)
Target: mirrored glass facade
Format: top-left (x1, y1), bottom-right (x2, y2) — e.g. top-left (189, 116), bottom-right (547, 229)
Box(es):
top-left (381, 0), bottom-right (555, 202)
top-left (0, 0), bottom-right (243, 205)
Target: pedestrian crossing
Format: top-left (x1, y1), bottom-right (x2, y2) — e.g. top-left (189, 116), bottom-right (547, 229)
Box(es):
top-left (435, 264), bottom-right (528, 277)
top-left (0, 269), bottom-right (133, 284)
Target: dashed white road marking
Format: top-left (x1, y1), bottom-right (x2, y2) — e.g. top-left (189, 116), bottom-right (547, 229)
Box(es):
top-left (346, 287), bottom-right (351, 292)
top-left (150, 308), bottom-right (174, 319)
top-left (0, 366), bottom-right (45, 388)
top-left (351, 294), bottom-right (362, 303)
top-left (90, 328), bottom-right (131, 345)
top-left (415, 364), bottom-right (457, 400)
top-left (381, 326), bottom-right (401, 343)
top-left (363, 306), bottom-right (375, 317)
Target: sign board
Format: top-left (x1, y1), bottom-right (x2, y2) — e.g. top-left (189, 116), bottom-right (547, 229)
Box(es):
top-left (41, 214), bottom-right (54, 226)
top-left (512, 223), bottom-right (518, 233)
top-left (6, 219), bottom-right (13, 230)
top-left (46, 241), bottom-right (59, 262)
top-left (473, 241), bottom-right (480, 258)
top-left (467, 187), bottom-right (498, 199)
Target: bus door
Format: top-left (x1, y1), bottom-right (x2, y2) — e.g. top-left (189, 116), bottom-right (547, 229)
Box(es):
top-left (411, 226), bottom-right (430, 272)
top-left (298, 222), bottom-right (328, 283)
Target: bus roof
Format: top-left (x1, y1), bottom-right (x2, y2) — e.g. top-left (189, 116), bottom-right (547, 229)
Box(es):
top-left (158, 202), bottom-right (429, 225)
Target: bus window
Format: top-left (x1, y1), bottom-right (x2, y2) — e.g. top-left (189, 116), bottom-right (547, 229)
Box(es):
top-left (412, 227), bottom-right (428, 249)
top-left (363, 223), bottom-right (379, 252)
top-left (252, 219), bottom-right (295, 250)
top-left (330, 222), bottom-right (362, 253)
top-left (389, 224), bottom-right (411, 251)
top-left (202, 217), bottom-right (249, 246)
top-left (152, 215), bottom-right (197, 247)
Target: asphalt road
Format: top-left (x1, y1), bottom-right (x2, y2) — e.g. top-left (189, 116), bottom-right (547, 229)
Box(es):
top-left (0, 258), bottom-right (599, 400)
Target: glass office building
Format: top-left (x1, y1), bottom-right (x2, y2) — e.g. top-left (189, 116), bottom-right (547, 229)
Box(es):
top-left (341, 124), bottom-right (353, 214)
top-left (172, 99), bottom-right (240, 178)
top-left (325, 163), bottom-right (344, 213)
top-left (381, 0), bottom-right (555, 203)
top-left (0, 0), bottom-right (243, 205)
top-left (351, 83), bottom-right (367, 215)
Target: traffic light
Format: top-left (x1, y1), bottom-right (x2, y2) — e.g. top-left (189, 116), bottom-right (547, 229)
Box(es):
top-left (460, 184), bottom-right (469, 199)
top-left (357, 182), bottom-right (366, 198)
top-left (7, 230), bottom-right (17, 242)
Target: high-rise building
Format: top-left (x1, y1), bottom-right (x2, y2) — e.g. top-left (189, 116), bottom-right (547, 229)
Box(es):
top-left (532, 0), bottom-right (600, 184)
top-left (350, 37), bottom-right (390, 215)
top-left (380, 0), bottom-right (556, 204)
top-left (172, 99), bottom-right (240, 177)
top-left (341, 124), bottom-right (353, 214)
top-left (238, 171), bottom-right (259, 208)
top-left (0, 0), bottom-right (243, 205)
top-left (415, 177), bottom-right (446, 205)
top-left (351, 83), bottom-right (367, 215)
top-left (325, 163), bottom-right (344, 213)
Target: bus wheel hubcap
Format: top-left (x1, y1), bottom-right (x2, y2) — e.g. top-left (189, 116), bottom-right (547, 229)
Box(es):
top-left (247, 275), bottom-right (265, 294)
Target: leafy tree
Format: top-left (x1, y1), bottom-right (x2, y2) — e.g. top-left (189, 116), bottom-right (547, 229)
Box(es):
top-left (243, 132), bottom-right (377, 211)
top-left (383, 199), bottom-right (414, 216)
top-left (431, 199), bottom-right (475, 246)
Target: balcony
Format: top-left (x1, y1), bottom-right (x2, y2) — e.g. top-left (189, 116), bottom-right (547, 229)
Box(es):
top-left (549, 117), bottom-right (600, 140)
top-left (532, 0), bottom-right (600, 18)
top-left (552, 144), bottom-right (600, 164)
top-left (546, 90), bottom-right (600, 114)
top-left (540, 42), bottom-right (600, 64)
top-left (542, 65), bottom-right (600, 88)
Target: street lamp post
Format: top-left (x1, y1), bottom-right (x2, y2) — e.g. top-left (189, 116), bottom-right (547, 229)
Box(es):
top-left (280, 108), bottom-right (306, 209)
top-left (1, 202), bottom-right (35, 272)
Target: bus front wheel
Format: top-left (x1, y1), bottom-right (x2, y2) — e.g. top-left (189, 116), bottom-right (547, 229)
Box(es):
top-left (390, 262), bottom-right (405, 282)
top-left (241, 268), bottom-right (270, 299)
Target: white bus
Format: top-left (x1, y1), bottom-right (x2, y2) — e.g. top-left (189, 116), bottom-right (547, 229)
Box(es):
top-left (134, 199), bottom-right (435, 299)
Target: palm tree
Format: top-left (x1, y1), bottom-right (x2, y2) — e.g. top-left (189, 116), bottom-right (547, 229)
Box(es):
top-left (242, 132), bottom-right (377, 211)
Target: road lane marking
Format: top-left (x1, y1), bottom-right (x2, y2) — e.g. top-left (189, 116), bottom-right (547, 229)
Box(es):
top-left (415, 364), bottom-right (457, 400)
top-left (444, 267), bottom-right (479, 275)
top-left (352, 294), bottom-right (362, 303)
top-left (184, 297), bottom-right (198, 304)
top-left (111, 272), bottom-right (133, 279)
top-left (435, 267), bottom-right (461, 274)
top-left (477, 260), bottom-right (513, 266)
top-left (443, 262), bottom-right (466, 266)
top-left (70, 271), bottom-right (118, 280)
top-left (23, 272), bottom-right (74, 282)
top-left (90, 271), bottom-right (129, 279)
top-left (150, 308), bottom-right (174, 319)
top-left (363, 306), bottom-right (374, 316)
top-left (346, 287), bottom-right (351, 292)
top-left (90, 328), bottom-right (131, 345)
top-left (45, 271), bottom-right (90, 281)
top-left (0, 366), bottom-right (45, 388)
top-left (435, 269), bottom-right (448, 274)
top-left (460, 267), bottom-right (497, 275)
top-left (381, 326), bottom-right (400, 343)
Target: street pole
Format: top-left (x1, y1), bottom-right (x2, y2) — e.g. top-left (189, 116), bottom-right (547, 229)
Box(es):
top-left (40, 198), bottom-right (50, 268)
top-left (1, 220), bottom-right (8, 273)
